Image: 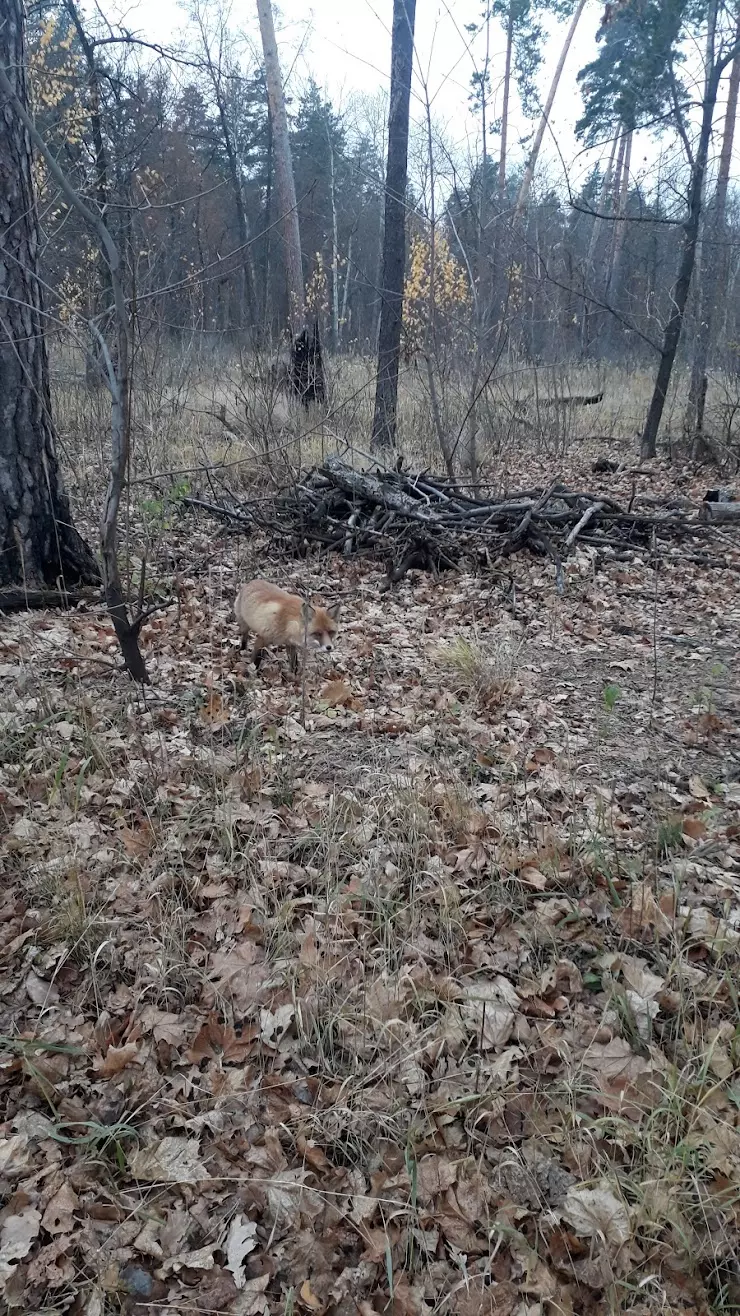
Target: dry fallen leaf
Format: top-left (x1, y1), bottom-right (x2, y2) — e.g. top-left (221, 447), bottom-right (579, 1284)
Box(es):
top-left (133, 1218), bottom-right (163, 1260)
top-left (25, 970), bottom-right (59, 1006)
top-left (688, 774), bottom-right (710, 799)
top-left (200, 690), bottom-right (229, 725)
top-left (319, 678), bottom-right (352, 707)
top-left (231, 1272), bottom-right (270, 1315)
top-left (225, 1214), bottom-right (258, 1290)
top-left (41, 1183), bottom-right (78, 1236)
top-left (519, 864), bottom-right (549, 890)
top-left (0, 1135), bottom-right (32, 1179)
top-left (160, 1244), bottom-right (216, 1274)
top-left (461, 981), bottom-right (518, 1050)
top-left (300, 1277), bottom-right (324, 1311)
top-left (416, 1155), bottom-right (457, 1204)
top-left (82, 1288), bottom-right (105, 1316)
top-left (97, 1041), bottom-right (141, 1077)
top-left (265, 1169), bottom-right (321, 1226)
top-left (0, 1206), bottom-right (41, 1288)
top-left (208, 943), bottom-right (268, 1011)
top-left (509, 1231), bottom-right (560, 1300)
top-left (259, 1002), bottom-right (295, 1044)
top-left (130, 1138), bottom-right (208, 1184)
top-left (562, 1182), bottom-right (631, 1254)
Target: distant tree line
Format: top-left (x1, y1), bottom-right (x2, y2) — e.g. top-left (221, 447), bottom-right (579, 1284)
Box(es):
top-left (23, 1), bottom-right (740, 382)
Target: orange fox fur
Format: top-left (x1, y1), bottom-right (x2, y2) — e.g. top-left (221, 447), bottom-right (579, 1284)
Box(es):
top-left (235, 579), bottom-right (340, 672)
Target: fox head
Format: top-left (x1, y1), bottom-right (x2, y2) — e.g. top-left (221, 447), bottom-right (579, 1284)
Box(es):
top-left (302, 600), bottom-right (341, 651)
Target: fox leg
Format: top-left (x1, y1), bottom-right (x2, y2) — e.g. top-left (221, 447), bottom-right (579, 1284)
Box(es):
top-left (253, 637), bottom-right (266, 670)
top-left (239, 629), bottom-right (249, 652)
top-left (287, 645), bottom-right (299, 674)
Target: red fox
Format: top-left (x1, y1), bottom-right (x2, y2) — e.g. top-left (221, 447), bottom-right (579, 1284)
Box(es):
top-left (235, 579), bottom-right (341, 673)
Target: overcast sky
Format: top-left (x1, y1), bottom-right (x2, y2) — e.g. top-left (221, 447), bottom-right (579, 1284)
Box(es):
top-left (99, 0), bottom-right (610, 184)
top-left (97, 0), bottom-right (718, 200)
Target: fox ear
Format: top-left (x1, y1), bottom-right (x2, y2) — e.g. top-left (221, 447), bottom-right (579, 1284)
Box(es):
top-left (327, 602), bottom-right (341, 622)
top-left (301, 599), bottom-right (312, 623)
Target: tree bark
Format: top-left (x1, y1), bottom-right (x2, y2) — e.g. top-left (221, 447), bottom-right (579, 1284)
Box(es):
top-left (371, 0), bottom-right (417, 451)
top-left (193, 2), bottom-right (257, 332)
top-left (255, 0), bottom-right (305, 335)
top-left (605, 127), bottom-right (632, 351)
top-left (514, 0), bottom-right (588, 220)
top-left (62, 0), bottom-right (113, 367)
top-left (686, 16), bottom-right (740, 451)
top-left (328, 131), bottom-right (340, 351)
top-left (641, 49), bottom-right (728, 458)
top-left (498, 0), bottom-right (513, 207)
top-left (1, 16), bottom-right (150, 680)
top-left (0, 0), bottom-right (99, 593)
top-left (580, 132), bottom-right (618, 354)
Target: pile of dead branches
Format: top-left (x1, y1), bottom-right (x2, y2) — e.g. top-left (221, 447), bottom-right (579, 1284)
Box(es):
top-left (186, 454), bottom-right (733, 585)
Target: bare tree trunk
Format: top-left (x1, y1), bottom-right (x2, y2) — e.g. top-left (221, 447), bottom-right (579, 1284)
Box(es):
top-left (341, 230), bottom-right (353, 346)
top-left (328, 132), bottom-right (340, 352)
top-left (255, 0), bottom-right (305, 335)
top-left (0, 25), bottom-right (150, 681)
top-left (514, 0), bottom-right (588, 221)
top-left (641, 45), bottom-right (727, 458)
top-left (193, 3), bottom-right (257, 331)
top-left (605, 127), bottom-right (632, 352)
top-left (580, 134), bottom-right (618, 354)
top-left (686, 16), bottom-right (740, 452)
top-left (371, 0), bottom-right (417, 450)
top-left (0, 0), bottom-right (98, 593)
top-left (214, 102), bottom-right (258, 330)
top-left (62, 0), bottom-right (112, 363)
top-left (263, 104), bottom-right (273, 333)
top-left (467, 5), bottom-right (493, 485)
top-left (498, 0), bottom-right (513, 207)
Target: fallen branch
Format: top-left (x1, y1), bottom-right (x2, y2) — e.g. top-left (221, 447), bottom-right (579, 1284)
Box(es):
top-left (565, 500), bottom-right (604, 548)
top-left (0, 588), bottom-right (99, 614)
top-left (699, 501), bottom-right (740, 524)
top-left (176, 456), bottom-right (732, 583)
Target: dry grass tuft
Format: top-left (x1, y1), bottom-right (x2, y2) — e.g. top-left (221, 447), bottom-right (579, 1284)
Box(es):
top-left (433, 630), bottom-right (522, 704)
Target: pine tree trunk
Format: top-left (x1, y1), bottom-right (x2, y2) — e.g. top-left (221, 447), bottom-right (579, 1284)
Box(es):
top-left (605, 127), bottom-right (632, 353)
top-left (328, 134), bottom-right (340, 352)
top-left (0, 0), bottom-right (98, 592)
top-left (580, 133), bottom-right (618, 355)
top-left (371, 0), bottom-right (417, 450)
top-left (62, 1), bottom-right (112, 331)
top-left (255, 0), bottom-right (305, 335)
top-left (686, 18), bottom-right (740, 451)
top-left (514, 0), bottom-right (588, 220)
top-left (217, 109), bottom-right (258, 330)
top-left (498, 1), bottom-right (513, 206)
top-left (641, 54), bottom-right (725, 459)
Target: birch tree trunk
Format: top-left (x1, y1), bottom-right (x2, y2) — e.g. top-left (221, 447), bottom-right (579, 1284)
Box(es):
top-left (255, 0), bottom-right (305, 334)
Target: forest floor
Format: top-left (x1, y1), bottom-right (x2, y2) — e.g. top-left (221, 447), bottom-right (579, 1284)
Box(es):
top-left (1, 446), bottom-right (740, 1316)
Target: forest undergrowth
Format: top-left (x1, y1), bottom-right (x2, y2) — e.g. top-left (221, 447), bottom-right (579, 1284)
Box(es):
top-left (1, 418), bottom-right (740, 1315)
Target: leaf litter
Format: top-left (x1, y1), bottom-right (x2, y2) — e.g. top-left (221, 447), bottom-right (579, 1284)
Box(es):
top-left (1, 461), bottom-right (740, 1314)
